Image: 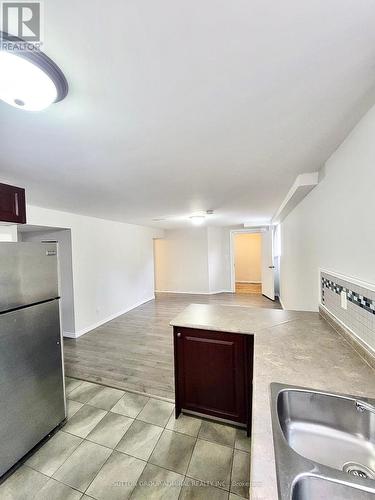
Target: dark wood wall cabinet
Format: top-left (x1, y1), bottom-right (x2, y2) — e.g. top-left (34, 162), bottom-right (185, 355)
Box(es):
top-left (0, 182), bottom-right (26, 224)
top-left (173, 326), bottom-right (253, 435)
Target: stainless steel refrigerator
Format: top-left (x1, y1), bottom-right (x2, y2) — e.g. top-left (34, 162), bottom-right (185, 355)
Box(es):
top-left (0, 242), bottom-right (66, 478)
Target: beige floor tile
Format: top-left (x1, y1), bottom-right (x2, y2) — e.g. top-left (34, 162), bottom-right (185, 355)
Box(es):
top-left (67, 381), bottom-right (105, 404)
top-left (0, 465), bottom-right (49, 500)
top-left (180, 479), bottom-right (229, 500)
top-left (87, 387), bottom-right (125, 410)
top-left (67, 399), bottom-right (84, 419)
top-left (36, 478), bottom-right (82, 500)
top-left (131, 463), bottom-right (183, 500)
top-left (137, 399), bottom-right (174, 427)
top-left (52, 440), bottom-right (111, 492)
top-left (231, 450), bottom-right (250, 499)
top-left (7, 374), bottom-right (248, 500)
top-left (187, 439), bottom-right (233, 491)
top-left (111, 392), bottom-right (149, 418)
top-left (87, 412), bottom-right (133, 448)
top-left (116, 420), bottom-right (163, 461)
top-left (198, 420), bottom-right (236, 447)
top-left (65, 377), bottom-right (83, 394)
top-left (63, 405), bottom-right (107, 438)
top-left (166, 413), bottom-right (202, 437)
top-left (149, 429), bottom-right (195, 475)
top-left (86, 450), bottom-right (145, 500)
top-left (26, 430), bottom-right (82, 476)
top-left (234, 429), bottom-right (251, 453)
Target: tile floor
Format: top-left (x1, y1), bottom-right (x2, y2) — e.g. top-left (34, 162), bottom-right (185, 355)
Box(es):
top-left (0, 378), bottom-right (251, 500)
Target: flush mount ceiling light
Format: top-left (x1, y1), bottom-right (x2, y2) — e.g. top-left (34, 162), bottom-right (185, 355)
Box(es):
top-left (0, 32), bottom-right (68, 111)
top-left (190, 215), bottom-right (205, 226)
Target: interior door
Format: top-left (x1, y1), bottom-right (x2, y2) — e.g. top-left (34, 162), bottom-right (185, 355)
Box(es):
top-left (261, 229), bottom-right (275, 300)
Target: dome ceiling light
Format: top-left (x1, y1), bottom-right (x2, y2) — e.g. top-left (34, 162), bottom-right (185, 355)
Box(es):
top-left (190, 215), bottom-right (205, 226)
top-left (0, 31), bottom-right (68, 111)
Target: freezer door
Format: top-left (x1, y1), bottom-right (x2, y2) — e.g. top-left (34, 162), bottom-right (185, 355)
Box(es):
top-left (0, 242), bottom-right (59, 313)
top-left (0, 300), bottom-right (65, 477)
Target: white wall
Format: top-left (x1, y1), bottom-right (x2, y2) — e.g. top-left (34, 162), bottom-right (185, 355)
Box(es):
top-left (27, 205), bottom-right (163, 337)
top-left (208, 227), bottom-right (226, 293)
top-left (280, 103), bottom-right (375, 311)
top-left (234, 233), bottom-right (262, 282)
top-left (154, 226), bottom-right (231, 294)
top-left (154, 227), bottom-right (210, 293)
top-left (20, 228), bottom-right (75, 335)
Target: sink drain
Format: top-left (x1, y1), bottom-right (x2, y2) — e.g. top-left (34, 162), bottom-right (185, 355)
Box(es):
top-left (343, 462), bottom-right (375, 480)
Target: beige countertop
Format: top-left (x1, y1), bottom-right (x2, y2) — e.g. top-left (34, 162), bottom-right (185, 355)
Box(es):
top-left (170, 303), bottom-right (375, 499)
top-left (170, 303), bottom-right (311, 335)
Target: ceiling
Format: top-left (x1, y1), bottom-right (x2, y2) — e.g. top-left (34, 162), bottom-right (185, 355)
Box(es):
top-left (1, 0), bottom-right (375, 229)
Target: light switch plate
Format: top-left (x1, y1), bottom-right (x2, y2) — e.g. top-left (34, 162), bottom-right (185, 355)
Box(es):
top-left (341, 291), bottom-right (347, 310)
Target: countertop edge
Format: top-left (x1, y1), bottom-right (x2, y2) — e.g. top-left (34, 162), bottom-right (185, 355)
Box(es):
top-left (169, 320), bottom-right (255, 336)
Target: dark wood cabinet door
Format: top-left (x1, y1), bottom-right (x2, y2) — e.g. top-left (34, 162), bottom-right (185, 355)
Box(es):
top-left (0, 183), bottom-right (26, 224)
top-left (174, 327), bottom-right (252, 425)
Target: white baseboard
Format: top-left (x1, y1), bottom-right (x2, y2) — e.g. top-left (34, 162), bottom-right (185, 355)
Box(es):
top-left (63, 296), bottom-right (155, 339)
top-left (278, 295), bottom-right (286, 310)
top-left (63, 331), bottom-right (77, 339)
top-left (155, 289), bottom-right (233, 295)
top-left (155, 290), bottom-right (209, 294)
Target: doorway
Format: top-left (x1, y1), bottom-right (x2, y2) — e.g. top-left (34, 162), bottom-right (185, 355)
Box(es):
top-left (230, 228), bottom-right (277, 300)
top-left (233, 232), bottom-right (262, 294)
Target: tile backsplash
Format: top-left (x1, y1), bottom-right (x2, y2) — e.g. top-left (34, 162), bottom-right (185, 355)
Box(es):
top-left (321, 271), bottom-right (375, 353)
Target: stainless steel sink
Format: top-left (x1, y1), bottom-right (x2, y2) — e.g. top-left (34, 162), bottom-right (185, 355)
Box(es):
top-left (278, 387), bottom-right (375, 476)
top-left (271, 383), bottom-right (375, 499)
top-left (292, 475), bottom-right (375, 500)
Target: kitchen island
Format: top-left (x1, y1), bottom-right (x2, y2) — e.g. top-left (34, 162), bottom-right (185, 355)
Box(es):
top-left (171, 303), bottom-right (375, 499)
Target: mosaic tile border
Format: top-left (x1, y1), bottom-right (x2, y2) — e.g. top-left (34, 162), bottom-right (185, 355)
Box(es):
top-left (321, 277), bottom-right (375, 315)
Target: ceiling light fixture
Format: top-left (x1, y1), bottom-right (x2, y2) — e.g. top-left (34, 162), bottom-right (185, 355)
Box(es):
top-left (190, 215), bottom-right (205, 226)
top-left (0, 32), bottom-right (68, 111)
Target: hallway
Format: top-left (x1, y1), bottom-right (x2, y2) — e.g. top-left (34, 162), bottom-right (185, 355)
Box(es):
top-left (64, 292), bottom-right (281, 400)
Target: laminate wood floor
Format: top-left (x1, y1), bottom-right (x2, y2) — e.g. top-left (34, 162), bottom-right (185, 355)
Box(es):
top-left (64, 292), bottom-right (281, 400)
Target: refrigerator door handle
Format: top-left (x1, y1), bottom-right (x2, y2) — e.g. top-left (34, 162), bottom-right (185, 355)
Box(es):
top-left (14, 192), bottom-right (19, 216)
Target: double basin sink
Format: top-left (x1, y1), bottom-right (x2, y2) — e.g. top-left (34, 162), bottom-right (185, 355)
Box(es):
top-left (271, 383), bottom-right (375, 499)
